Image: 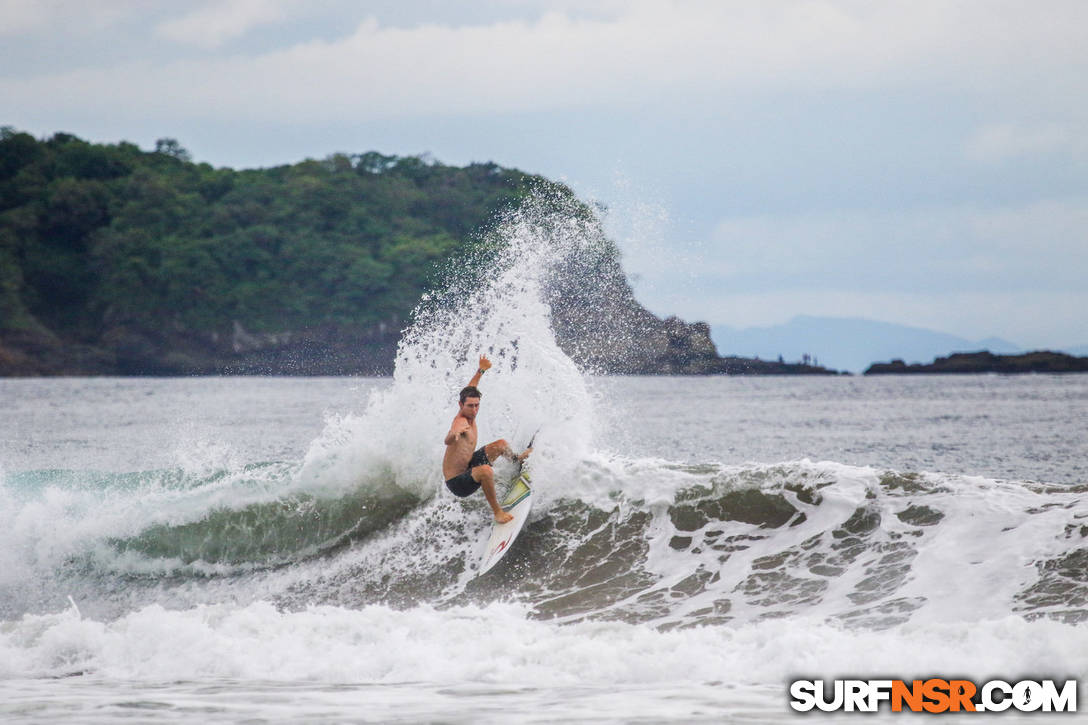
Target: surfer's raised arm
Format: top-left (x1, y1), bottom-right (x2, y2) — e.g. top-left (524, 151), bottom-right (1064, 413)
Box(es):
top-left (467, 354), bottom-right (491, 388)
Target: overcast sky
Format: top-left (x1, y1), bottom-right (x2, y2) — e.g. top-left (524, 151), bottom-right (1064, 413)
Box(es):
top-left (3, 0), bottom-right (1086, 348)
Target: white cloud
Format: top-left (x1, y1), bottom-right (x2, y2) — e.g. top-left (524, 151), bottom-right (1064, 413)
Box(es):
top-left (155, 0), bottom-right (292, 48)
top-left (0, 0), bottom-right (147, 37)
top-left (702, 200), bottom-right (1088, 292)
top-left (3, 1), bottom-right (1087, 122)
top-left (617, 199), bottom-right (1088, 345)
top-left (0, 0), bottom-right (49, 36)
top-left (965, 122), bottom-right (1088, 162)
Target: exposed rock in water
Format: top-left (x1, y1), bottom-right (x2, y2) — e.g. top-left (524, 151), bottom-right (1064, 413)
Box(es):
top-left (864, 350), bottom-right (1088, 375)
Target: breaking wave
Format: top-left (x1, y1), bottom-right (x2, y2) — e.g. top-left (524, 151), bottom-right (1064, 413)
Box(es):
top-left (2, 190), bottom-right (1086, 690)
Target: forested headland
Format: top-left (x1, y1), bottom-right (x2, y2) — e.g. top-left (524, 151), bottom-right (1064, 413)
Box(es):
top-left (0, 128), bottom-right (836, 376)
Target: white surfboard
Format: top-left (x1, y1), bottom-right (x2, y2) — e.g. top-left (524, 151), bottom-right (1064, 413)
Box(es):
top-left (477, 465), bottom-right (533, 576)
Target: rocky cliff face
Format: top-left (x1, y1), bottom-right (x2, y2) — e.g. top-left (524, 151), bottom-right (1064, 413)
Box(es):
top-left (547, 252), bottom-right (837, 376)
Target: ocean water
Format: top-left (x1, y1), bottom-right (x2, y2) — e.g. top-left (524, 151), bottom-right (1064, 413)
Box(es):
top-left (3, 196), bottom-right (1088, 722)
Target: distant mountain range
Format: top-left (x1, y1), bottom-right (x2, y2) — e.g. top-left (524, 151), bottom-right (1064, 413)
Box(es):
top-left (710, 316), bottom-right (1035, 373)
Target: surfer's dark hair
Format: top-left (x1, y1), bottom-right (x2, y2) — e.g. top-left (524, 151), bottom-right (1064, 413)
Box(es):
top-left (459, 386), bottom-right (482, 404)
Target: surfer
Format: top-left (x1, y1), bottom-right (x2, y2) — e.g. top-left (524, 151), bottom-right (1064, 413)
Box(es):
top-left (443, 354), bottom-right (531, 523)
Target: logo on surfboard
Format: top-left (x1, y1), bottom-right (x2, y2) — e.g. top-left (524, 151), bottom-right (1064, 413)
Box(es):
top-left (477, 461), bottom-right (534, 576)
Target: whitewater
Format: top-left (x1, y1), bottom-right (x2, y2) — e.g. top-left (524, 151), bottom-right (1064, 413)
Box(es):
top-left (2, 195), bottom-right (1087, 722)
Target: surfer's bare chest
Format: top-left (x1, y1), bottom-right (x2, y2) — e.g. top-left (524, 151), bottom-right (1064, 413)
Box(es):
top-left (459, 419), bottom-right (478, 449)
top-left (443, 416), bottom-right (478, 476)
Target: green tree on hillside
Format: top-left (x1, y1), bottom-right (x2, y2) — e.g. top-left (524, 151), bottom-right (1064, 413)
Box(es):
top-left (0, 128), bottom-right (567, 372)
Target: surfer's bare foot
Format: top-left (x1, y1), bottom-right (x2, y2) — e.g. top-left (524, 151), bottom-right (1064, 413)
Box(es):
top-left (493, 509), bottom-right (514, 524)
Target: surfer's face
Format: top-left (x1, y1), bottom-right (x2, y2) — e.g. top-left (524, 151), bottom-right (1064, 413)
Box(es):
top-left (460, 397), bottom-right (480, 420)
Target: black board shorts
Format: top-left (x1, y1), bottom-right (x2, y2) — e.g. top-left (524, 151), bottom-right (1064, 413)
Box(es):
top-left (445, 447), bottom-right (490, 497)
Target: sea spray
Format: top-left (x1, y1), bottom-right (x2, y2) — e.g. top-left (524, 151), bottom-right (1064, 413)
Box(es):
top-left (295, 186), bottom-right (612, 504)
top-left (0, 188), bottom-right (649, 618)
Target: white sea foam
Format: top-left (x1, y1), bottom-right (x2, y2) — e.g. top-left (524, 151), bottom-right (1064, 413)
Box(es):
top-left (3, 601), bottom-right (1086, 686)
